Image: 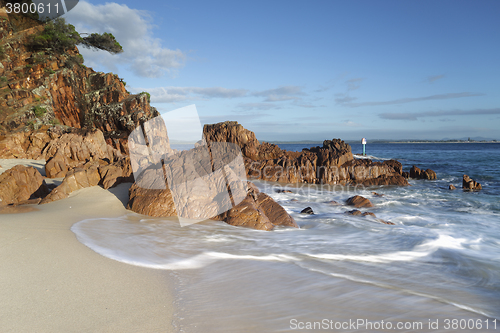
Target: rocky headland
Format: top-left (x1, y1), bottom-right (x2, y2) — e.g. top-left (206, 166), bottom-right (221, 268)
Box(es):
top-left (0, 10), bottom-right (433, 230)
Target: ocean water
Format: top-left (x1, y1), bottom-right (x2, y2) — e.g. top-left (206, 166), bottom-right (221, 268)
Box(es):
top-left (72, 143), bottom-right (500, 332)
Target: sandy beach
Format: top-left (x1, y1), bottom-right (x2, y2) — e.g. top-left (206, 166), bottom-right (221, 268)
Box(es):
top-left (0, 160), bottom-right (174, 332)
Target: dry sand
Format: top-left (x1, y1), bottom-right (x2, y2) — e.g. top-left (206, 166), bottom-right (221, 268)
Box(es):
top-left (0, 161), bottom-right (174, 332)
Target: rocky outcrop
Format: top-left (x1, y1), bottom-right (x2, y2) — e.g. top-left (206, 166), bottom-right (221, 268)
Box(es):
top-left (44, 129), bottom-right (119, 178)
top-left (203, 121), bottom-right (407, 186)
top-left (40, 166), bottom-right (100, 204)
top-left (449, 184), bottom-right (456, 190)
top-left (0, 165), bottom-right (48, 205)
top-left (0, 129), bottom-right (55, 159)
top-left (409, 165), bottom-right (437, 180)
top-left (346, 195), bottom-right (374, 208)
top-left (463, 174), bottom-right (482, 191)
top-left (40, 155), bottom-right (133, 204)
top-left (127, 165), bottom-right (297, 231)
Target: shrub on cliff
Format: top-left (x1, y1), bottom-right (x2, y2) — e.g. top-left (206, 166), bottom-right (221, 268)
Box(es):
top-left (79, 32), bottom-right (123, 54)
top-left (29, 18), bottom-right (80, 52)
top-left (28, 18), bottom-right (123, 55)
top-left (140, 92), bottom-right (151, 103)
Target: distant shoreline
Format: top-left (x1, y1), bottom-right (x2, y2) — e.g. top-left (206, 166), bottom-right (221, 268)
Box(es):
top-left (270, 141), bottom-right (499, 145)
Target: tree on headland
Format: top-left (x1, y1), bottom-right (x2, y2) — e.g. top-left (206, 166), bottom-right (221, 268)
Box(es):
top-left (28, 18), bottom-right (123, 54)
top-left (79, 32), bottom-right (123, 54)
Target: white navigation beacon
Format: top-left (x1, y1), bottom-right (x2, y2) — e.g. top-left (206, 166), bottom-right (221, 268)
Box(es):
top-left (361, 138), bottom-right (367, 155)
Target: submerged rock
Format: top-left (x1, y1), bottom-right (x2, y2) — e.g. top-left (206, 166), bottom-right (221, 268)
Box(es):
top-left (449, 184), bottom-right (456, 190)
top-left (346, 209), bottom-right (362, 216)
top-left (345, 209), bottom-right (394, 225)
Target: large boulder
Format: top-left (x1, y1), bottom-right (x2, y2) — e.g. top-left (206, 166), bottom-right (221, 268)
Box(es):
top-left (127, 168), bottom-right (297, 231)
top-left (463, 174), bottom-right (482, 191)
top-left (126, 167), bottom-right (178, 217)
top-left (346, 195), bottom-right (374, 208)
top-left (40, 166), bottom-right (100, 204)
top-left (216, 183), bottom-right (298, 230)
top-left (0, 165), bottom-right (49, 206)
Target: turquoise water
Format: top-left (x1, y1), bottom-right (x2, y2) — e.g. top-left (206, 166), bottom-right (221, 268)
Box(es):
top-left (72, 143), bottom-right (500, 332)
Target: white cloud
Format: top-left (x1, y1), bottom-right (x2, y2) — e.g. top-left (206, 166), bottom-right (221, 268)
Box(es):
top-left (345, 92), bottom-right (484, 108)
top-left (427, 74), bottom-right (446, 83)
top-left (237, 103), bottom-right (283, 111)
top-left (252, 86), bottom-right (306, 102)
top-left (65, 1), bottom-right (185, 78)
top-left (345, 78), bottom-right (364, 91)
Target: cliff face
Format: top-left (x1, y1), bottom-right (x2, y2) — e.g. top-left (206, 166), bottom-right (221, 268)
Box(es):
top-left (0, 10), bottom-right (157, 157)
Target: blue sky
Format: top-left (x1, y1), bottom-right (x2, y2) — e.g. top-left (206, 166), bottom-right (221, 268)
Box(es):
top-left (65, 0), bottom-right (500, 141)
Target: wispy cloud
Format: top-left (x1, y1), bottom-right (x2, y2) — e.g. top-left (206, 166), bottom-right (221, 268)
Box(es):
top-left (252, 86), bottom-right (306, 102)
top-left (346, 78), bottom-right (365, 91)
top-left (344, 92), bottom-right (484, 108)
top-left (427, 74), bottom-right (446, 83)
top-left (237, 103), bottom-right (284, 111)
top-left (66, 1), bottom-right (185, 78)
top-left (334, 94), bottom-right (357, 104)
top-left (379, 108), bottom-right (500, 121)
top-left (131, 86), bottom-right (248, 103)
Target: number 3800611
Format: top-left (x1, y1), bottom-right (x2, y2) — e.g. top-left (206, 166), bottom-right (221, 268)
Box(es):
top-left (6, 2), bottom-right (61, 15)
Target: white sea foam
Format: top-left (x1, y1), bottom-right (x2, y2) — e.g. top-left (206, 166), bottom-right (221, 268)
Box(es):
top-left (353, 154), bottom-right (391, 161)
top-left (305, 234), bottom-right (466, 264)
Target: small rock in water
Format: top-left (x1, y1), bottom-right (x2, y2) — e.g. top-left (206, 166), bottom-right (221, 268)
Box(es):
top-left (408, 166), bottom-right (437, 180)
top-left (326, 200), bottom-right (340, 205)
top-left (345, 210), bottom-right (394, 225)
top-left (371, 192), bottom-right (384, 197)
top-left (449, 184), bottom-right (456, 190)
top-left (463, 174), bottom-right (482, 191)
top-left (346, 195), bottom-right (374, 208)
top-left (277, 189), bottom-right (293, 193)
top-left (422, 169), bottom-right (437, 180)
top-left (300, 207), bottom-right (314, 214)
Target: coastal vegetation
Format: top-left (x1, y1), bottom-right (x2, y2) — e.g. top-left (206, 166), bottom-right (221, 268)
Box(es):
top-left (28, 18), bottom-right (123, 55)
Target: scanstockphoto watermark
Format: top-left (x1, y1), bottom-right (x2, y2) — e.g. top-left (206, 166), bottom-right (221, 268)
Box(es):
top-left (289, 318), bottom-right (498, 331)
top-left (127, 105), bottom-right (248, 227)
top-left (290, 319), bottom-right (424, 331)
top-left (259, 182), bottom-right (367, 198)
